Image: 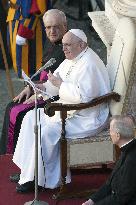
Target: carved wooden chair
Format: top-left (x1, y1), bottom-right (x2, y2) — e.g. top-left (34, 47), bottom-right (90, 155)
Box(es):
top-left (44, 17), bottom-right (136, 199)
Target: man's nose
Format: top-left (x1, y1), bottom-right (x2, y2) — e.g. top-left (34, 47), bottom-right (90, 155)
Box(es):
top-left (63, 46), bottom-right (66, 51)
top-left (50, 27), bottom-right (55, 33)
top-left (62, 44), bottom-right (67, 50)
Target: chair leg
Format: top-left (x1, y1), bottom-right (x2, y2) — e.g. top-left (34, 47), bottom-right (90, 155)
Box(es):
top-left (52, 136), bottom-right (68, 199)
top-left (52, 183), bottom-right (68, 200)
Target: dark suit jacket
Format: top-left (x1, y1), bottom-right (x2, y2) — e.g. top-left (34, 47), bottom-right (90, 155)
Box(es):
top-left (91, 139), bottom-right (136, 205)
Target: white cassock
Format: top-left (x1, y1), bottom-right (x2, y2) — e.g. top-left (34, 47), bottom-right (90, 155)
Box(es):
top-left (13, 47), bottom-right (111, 188)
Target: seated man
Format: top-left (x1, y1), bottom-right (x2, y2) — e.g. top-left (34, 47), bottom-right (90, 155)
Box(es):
top-left (0, 9), bottom-right (67, 154)
top-left (82, 115), bottom-right (136, 205)
top-left (12, 29), bottom-right (111, 193)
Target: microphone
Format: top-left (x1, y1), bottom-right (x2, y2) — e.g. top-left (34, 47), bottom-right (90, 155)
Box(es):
top-left (30, 58), bottom-right (56, 80)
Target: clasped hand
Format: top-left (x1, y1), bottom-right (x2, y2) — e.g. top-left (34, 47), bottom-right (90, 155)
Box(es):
top-left (13, 85), bottom-right (31, 103)
top-left (13, 84), bottom-right (44, 104)
top-left (48, 71), bottom-right (63, 88)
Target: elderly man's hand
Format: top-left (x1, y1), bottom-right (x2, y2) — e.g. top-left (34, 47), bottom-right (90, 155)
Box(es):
top-left (23, 94), bottom-right (35, 104)
top-left (23, 94), bottom-right (43, 104)
top-left (13, 86), bottom-right (32, 103)
top-left (48, 71), bottom-right (63, 88)
top-left (82, 199), bottom-right (94, 205)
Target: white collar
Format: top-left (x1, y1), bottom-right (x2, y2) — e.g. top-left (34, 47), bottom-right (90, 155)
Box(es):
top-left (120, 139), bottom-right (134, 148)
top-left (71, 46), bottom-right (88, 63)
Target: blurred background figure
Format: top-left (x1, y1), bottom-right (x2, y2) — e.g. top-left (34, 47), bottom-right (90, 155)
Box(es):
top-left (6, 0), bottom-right (52, 78)
top-left (0, 0), bottom-right (11, 70)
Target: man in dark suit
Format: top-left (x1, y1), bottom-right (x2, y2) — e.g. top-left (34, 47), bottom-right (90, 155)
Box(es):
top-left (82, 115), bottom-right (136, 205)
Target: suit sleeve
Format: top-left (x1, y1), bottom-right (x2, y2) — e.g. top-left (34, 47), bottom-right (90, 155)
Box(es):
top-left (90, 183), bottom-right (111, 204)
top-left (91, 160), bottom-right (136, 205)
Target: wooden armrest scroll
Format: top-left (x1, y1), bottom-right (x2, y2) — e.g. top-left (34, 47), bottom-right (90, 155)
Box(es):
top-left (44, 92), bottom-right (120, 117)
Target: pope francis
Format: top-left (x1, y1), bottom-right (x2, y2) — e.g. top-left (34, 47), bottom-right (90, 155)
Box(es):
top-left (12, 29), bottom-right (111, 193)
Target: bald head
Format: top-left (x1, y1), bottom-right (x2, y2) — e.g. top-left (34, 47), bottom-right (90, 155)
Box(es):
top-left (43, 9), bottom-right (67, 43)
top-left (110, 115), bottom-right (135, 140)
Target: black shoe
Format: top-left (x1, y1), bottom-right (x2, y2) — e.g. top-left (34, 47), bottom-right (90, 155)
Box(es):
top-left (10, 173), bottom-right (20, 183)
top-left (16, 181), bottom-right (35, 193)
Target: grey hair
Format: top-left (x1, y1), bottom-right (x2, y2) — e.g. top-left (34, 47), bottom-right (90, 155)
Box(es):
top-left (43, 9), bottom-right (67, 25)
top-left (111, 115), bottom-right (135, 139)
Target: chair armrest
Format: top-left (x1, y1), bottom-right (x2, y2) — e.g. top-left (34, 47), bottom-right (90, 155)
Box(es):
top-left (44, 91), bottom-right (120, 117)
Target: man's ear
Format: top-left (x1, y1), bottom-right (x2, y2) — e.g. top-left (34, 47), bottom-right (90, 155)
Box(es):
top-left (64, 24), bottom-right (67, 33)
top-left (80, 41), bottom-right (86, 49)
top-left (116, 132), bottom-right (121, 140)
top-left (80, 41), bottom-right (84, 49)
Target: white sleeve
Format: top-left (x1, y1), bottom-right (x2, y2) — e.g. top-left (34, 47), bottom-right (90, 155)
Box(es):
top-left (59, 64), bottom-right (100, 104)
top-left (43, 81), bottom-right (59, 97)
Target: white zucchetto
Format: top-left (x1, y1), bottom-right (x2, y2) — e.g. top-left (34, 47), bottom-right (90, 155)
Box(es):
top-left (69, 29), bottom-right (87, 43)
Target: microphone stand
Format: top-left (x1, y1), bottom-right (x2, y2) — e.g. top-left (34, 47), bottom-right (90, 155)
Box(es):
top-left (30, 58), bottom-right (56, 81)
top-left (24, 80), bottom-right (49, 205)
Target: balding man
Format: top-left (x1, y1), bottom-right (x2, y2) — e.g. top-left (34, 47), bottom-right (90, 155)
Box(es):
top-left (82, 115), bottom-right (136, 205)
top-left (12, 29), bottom-right (110, 193)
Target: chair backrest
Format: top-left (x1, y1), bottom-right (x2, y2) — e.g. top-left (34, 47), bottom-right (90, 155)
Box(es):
top-left (106, 17), bottom-right (136, 116)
